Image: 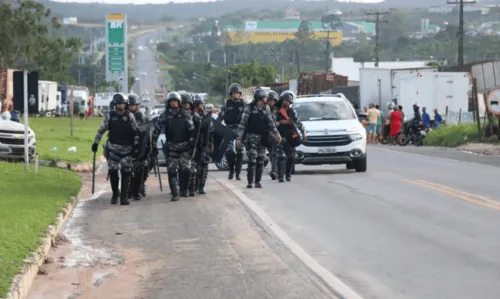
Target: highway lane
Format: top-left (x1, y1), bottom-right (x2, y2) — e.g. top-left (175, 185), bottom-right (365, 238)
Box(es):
top-left (131, 32), bottom-right (163, 104)
top-left (212, 145), bottom-right (500, 299)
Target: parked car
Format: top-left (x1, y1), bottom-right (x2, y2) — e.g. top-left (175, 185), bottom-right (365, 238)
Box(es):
top-left (0, 120), bottom-right (36, 160)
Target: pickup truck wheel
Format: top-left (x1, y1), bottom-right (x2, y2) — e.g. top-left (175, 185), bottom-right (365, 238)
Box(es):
top-left (355, 156), bottom-right (367, 172)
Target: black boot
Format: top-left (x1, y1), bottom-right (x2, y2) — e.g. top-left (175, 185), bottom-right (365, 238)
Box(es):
top-left (235, 160), bottom-right (242, 180)
top-left (127, 172), bottom-right (134, 200)
top-left (255, 161), bottom-right (264, 188)
top-left (227, 153), bottom-right (235, 179)
top-left (109, 170), bottom-right (120, 205)
top-left (133, 169), bottom-right (143, 201)
top-left (188, 167), bottom-right (196, 197)
top-left (120, 171), bottom-right (131, 205)
top-left (286, 157), bottom-right (295, 182)
top-left (197, 163), bottom-right (208, 194)
top-left (246, 162), bottom-right (255, 188)
top-left (277, 158), bottom-right (285, 183)
top-left (140, 170), bottom-right (148, 197)
top-left (168, 172), bottom-right (180, 201)
top-left (179, 170), bottom-right (191, 198)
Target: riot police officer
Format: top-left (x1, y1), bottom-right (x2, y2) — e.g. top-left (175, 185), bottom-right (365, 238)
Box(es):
top-left (92, 93), bottom-right (140, 205)
top-left (192, 94), bottom-right (214, 194)
top-left (217, 83), bottom-right (245, 180)
top-left (153, 92), bottom-right (195, 201)
top-left (180, 93), bottom-right (201, 197)
top-left (276, 91), bottom-right (306, 182)
top-left (266, 90), bottom-right (279, 180)
top-left (236, 89), bottom-right (281, 189)
top-left (127, 93), bottom-right (150, 201)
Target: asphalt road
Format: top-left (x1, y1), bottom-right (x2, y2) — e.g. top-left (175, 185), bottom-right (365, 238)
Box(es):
top-left (131, 32), bottom-right (163, 104)
top-left (212, 145), bottom-right (500, 299)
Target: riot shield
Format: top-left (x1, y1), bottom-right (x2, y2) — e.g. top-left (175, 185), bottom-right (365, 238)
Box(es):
top-left (210, 118), bottom-right (234, 163)
top-left (136, 121), bottom-right (154, 161)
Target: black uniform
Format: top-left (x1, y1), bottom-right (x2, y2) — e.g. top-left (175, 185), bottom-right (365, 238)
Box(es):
top-left (181, 93), bottom-right (202, 197)
top-left (236, 89), bottom-right (280, 188)
top-left (92, 93), bottom-right (140, 205)
top-left (266, 90), bottom-right (280, 180)
top-left (217, 84), bottom-right (245, 180)
top-left (276, 91), bottom-right (305, 182)
top-left (153, 92), bottom-right (195, 201)
top-left (193, 95), bottom-right (214, 194)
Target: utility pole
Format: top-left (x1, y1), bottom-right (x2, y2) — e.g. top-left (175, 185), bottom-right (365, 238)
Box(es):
top-left (447, 0), bottom-right (475, 71)
top-left (224, 46), bottom-right (229, 93)
top-left (325, 30), bottom-right (330, 73)
top-left (366, 11), bottom-right (388, 67)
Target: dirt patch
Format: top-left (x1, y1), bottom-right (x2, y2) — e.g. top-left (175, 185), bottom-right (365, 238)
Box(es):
top-left (457, 143), bottom-right (500, 156)
top-left (27, 241), bottom-right (162, 299)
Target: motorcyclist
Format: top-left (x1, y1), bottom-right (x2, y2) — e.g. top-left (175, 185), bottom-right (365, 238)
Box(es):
top-left (410, 102), bottom-right (422, 131)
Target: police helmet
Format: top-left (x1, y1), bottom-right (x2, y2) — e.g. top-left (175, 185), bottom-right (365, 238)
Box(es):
top-left (253, 89), bottom-right (268, 103)
top-left (193, 94), bottom-right (204, 107)
top-left (267, 90), bottom-right (279, 101)
top-left (228, 83), bottom-right (242, 95)
top-left (113, 93), bottom-right (128, 105)
top-left (128, 93), bottom-right (140, 106)
top-left (166, 91), bottom-right (181, 107)
top-left (180, 93), bottom-right (193, 105)
top-left (280, 90), bottom-right (295, 103)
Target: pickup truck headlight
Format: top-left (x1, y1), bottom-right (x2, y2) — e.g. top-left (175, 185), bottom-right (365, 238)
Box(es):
top-left (349, 133), bottom-right (363, 141)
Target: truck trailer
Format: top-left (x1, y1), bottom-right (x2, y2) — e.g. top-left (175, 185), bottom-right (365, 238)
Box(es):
top-left (38, 80), bottom-right (58, 116)
top-left (359, 67), bottom-right (438, 114)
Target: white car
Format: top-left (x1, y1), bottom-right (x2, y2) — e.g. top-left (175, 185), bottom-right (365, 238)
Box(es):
top-left (0, 120), bottom-right (36, 160)
top-left (293, 94), bottom-right (367, 172)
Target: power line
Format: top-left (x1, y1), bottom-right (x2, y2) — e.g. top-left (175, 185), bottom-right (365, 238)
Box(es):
top-left (447, 0), bottom-right (476, 71)
top-left (366, 12), bottom-right (389, 67)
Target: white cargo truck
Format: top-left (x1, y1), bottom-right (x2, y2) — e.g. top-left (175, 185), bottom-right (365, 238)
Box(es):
top-left (38, 80), bottom-right (58, 116)
top-left (399, 72), bottom-right (471, 120)
top-left (359, 67), bottom-right (438, 114)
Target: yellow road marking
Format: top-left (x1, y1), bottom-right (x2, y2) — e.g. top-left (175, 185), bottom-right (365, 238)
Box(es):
top-left (403, 179), bottom-right (500, 211)
top-left (415, 180), bottom-right (500, 207)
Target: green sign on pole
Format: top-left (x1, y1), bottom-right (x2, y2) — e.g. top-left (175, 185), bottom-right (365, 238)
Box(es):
top-left (105, 13), bottom-right (128, 93)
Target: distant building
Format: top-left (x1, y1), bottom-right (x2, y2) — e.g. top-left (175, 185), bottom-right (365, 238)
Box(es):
top-left (285, 9), bottom-right (300, 20)
top-left (428, 5), bottom-right (489, 14)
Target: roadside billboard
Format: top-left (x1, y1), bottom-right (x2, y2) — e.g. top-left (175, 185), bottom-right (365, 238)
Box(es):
top-left (94, 93), bottom-right (114, 107)
top-left (105, 13), bottom-right (128, 94)
top-left (63, 17), bottom-right (77, 25)
top-left (223, 30), bottom-right (343, 46)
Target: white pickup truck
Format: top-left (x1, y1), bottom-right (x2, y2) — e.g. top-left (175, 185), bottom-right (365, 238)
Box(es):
top-left (0, 120), bottom-right (36, 160)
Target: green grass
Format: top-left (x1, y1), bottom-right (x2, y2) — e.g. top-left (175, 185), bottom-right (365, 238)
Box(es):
top-left (424, 123), bottom-right (480, 147)
top-left (22, 117), bottom-right (102, 163)
top-left (0, 162), bottom-right (81, 297)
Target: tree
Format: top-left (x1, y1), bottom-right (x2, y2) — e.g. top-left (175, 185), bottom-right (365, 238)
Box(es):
top-left (295, 20), bottom-right (312, 44)
top-left (321, 14), bottom-right (342, 30)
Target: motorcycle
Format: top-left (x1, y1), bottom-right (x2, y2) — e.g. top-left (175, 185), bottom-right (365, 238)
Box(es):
top-left (397, 121), bottom-right (425, 146)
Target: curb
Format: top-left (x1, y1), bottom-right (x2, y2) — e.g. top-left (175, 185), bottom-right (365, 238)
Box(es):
top-left (3, 186), bottom-right (84, 299)
top-left (213, 177), bottom-right (364, 299)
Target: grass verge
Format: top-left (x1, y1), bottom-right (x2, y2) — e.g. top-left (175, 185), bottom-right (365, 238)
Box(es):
top-left (23, 117), bottom-right (101, 163)
top-left (424, 123), bottom-right (479, 147)
top-left (0, 162), bottom-right (81, 297)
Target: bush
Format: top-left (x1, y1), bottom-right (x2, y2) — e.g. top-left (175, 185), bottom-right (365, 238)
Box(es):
top-left (424, 123), bottom-right (479, 147)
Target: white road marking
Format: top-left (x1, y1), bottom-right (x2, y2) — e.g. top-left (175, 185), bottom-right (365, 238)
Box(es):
top-left (216, 179), bottom-right (364, 299)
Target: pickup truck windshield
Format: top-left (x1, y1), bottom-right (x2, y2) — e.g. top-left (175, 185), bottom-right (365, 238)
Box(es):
top-left (294, 101), bottom-right (356, 121)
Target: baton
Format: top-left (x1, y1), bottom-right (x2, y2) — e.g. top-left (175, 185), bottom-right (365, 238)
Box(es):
top-left (91, 151), bottom-right (96, 194)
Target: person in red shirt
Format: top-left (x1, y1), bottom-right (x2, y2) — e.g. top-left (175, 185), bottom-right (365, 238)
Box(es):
top-left (389, 105), bottom-right (403, 145)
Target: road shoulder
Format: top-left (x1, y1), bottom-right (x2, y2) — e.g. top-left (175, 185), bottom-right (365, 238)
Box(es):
top-left (28, 174), bottom-right (336, 299)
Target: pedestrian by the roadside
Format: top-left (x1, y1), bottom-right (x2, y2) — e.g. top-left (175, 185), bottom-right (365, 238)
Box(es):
top-left (434, 109), bottom-right (443, 128)
top-left (375, 104), bottom-right (384, 136)
top-left (389, 105), bottom-right (403, 145)
top-left (366, 104), bottom-right (380, 143)
top-left (398, 105), bottom-right (405, 121)
top-left (422, 107), bottom-right (430, 130)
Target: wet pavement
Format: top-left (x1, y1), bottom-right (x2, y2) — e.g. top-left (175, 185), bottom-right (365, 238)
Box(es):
top-left (27, 170), bottom-right (336, 299)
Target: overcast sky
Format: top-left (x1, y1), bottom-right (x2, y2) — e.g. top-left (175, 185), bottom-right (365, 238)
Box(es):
top-left (52, 0), bottom-right (383, 4)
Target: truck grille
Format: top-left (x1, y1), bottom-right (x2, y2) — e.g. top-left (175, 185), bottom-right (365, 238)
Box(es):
top-left (0, 129), bottom-right (24, 134)
top-left (0, 137), bottom-right (24, 145)
top-left (303, 135), bottom-right (352, 147)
